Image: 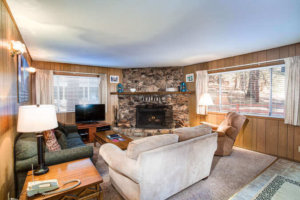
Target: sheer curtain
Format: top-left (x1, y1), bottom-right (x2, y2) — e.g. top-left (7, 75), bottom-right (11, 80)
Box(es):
top-left (36, 69), bottom-right (54, 104)
top-left (284, 56), bottom-right (300, 126)
top-left (99, 74), bottom-right (108, 112)
top-left (196, 70), bottom-right (208, 115)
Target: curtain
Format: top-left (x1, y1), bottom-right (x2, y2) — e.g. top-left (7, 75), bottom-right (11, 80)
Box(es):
top-left (284, 56), bottom-right (300, 126)
top-left (99, 74), bottom-right (108, 112)
top-left (36, 69), bottom-right (54, 105)
top-left (196, 70), bottom-right (208, 115)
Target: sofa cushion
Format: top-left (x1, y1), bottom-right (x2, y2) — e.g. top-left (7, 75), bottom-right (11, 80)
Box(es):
top-left (126, 134), bottom-right (179, 160)
top-left (66, 132), bottom-right (81, 139)
top-left (15, 133), bottom-right (38, 160)
top-left (55, 130), bottom-right (68, 149)
top-left (67, 137), bottom-right (85, 148)
top-left (173, 124), bottom-right (212, 141)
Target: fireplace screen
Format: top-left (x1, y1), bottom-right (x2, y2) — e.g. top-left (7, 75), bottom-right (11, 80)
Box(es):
top-left (136, 105), bottom-right (173, 129)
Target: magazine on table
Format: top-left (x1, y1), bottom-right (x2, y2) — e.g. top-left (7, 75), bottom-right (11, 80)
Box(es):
top-left (107, 134), bottom-right (124, 142)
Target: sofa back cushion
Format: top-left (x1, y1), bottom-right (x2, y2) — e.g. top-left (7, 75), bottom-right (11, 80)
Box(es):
top-left (55, 130), bottom-right (68, 149)
top-left (126, 134), bottom-right (179, 160)
top-left (173, 124), bottom-right (212, 141)
top-left (15, 133), bottom-right (38, 160)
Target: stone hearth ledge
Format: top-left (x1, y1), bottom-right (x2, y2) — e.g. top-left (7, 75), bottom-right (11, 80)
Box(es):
top-left (112, 127), bottom-right (174, 137)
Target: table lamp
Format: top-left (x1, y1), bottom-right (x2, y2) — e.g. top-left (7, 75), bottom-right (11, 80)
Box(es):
top-left (199, 93), bottom-right (214, 115)
top-left (17, 105), bottom-right (58, 175)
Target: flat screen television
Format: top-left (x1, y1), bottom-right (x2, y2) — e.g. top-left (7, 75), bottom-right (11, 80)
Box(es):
top-left (75, 104), bottom-right (105, 123)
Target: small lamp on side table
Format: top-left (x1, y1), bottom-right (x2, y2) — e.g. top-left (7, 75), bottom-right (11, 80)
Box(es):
top-left (17, 105), bottom-right (58, 175)
top-left (199, 93), bottom-right (214, 115)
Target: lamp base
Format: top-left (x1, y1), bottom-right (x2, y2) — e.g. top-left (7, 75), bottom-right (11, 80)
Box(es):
top-left (34, 166), bottom-right (49, 175)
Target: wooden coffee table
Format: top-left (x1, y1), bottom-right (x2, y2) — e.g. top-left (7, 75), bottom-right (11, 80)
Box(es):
top-left (19, 158), bottom-right (103, 200)
top-left (94, 130), bottom-right (133, 150)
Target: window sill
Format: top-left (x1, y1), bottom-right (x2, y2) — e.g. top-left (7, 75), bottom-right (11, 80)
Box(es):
top-left (207, 111), bottom-right (284, 120)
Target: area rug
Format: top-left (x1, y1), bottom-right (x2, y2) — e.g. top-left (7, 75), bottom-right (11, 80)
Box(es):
top-left (252, 175), bottom-right (300, 200)
top-left (91, 145), bottom-right (276, 200)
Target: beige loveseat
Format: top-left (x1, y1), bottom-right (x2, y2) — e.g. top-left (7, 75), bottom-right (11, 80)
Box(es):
top-left (100, 131), bottom-right (217, 200)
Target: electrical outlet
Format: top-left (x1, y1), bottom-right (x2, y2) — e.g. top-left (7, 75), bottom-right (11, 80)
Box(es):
top-left (298, 146), bottom-right (300, 153)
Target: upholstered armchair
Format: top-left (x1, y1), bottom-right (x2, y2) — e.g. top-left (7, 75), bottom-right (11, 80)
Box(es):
top-left (202, 112), bottom-right (246, 156)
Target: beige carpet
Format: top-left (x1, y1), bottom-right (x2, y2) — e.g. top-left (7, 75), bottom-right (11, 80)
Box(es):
top-left (91, 145), bottom-right (276, 200)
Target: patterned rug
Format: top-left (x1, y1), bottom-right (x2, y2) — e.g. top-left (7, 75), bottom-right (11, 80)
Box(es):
top-left (253, 175), bottom-right (300, 200)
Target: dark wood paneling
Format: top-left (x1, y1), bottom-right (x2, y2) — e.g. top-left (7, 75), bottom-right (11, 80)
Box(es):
top-left (265, 120), bottom-right (279, 155)
top-left (184, 43), bottom-right (300, 162)
top-left (0, 0), bottom-right (32, 198)
top-left (200, 113), bottom-right (300, 162)
top-left (32, 61), bottom-right (123, 124)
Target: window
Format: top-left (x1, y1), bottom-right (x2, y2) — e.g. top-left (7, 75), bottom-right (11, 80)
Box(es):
top-left (53, 75), bottom-right (100, 112)
top-left (208, 65), bottom-right (285, 117)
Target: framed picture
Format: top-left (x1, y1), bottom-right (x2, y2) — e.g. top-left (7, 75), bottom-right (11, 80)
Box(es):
top-left (17, 55), bottom-right (30, 103)
top-left (186, 73), bottom-right (194, 82)
top-left (110, 75), bottom-right (119, 83)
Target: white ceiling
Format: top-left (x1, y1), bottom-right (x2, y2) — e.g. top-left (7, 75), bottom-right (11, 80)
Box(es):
top-left (7, 0), bottom-right (300, 68)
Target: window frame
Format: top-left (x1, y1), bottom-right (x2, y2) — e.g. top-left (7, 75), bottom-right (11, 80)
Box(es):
top-left (53, 74), bottom-right (100, 113)
top-left (207, 64), bottom-right (285, 118)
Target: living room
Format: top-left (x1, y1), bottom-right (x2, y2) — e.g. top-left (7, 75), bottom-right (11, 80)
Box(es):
top-left (1, 0), bottom-right (300, 200)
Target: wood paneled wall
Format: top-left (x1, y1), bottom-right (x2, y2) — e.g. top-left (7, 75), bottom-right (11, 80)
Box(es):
top-left (32, 61), bottom-right (123, 124)
top-left (199, 113), bottom-right (300, 162)
top-left (0, 0), bottom-right (32, 198)
top-left (184, 43), bottom-right (300, 162)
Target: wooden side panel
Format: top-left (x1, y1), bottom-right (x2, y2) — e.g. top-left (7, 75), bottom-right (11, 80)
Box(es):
top-left (294, 127), bottom-right (300, 162)
top-left (251, 118), bottom-right (257, 151)
top-left (278, 121), bottom-right (288, 158)
top-left (287, 125), bottom-right (294, 160)
top-left (255, 118), bottom-right (266, 153)
top-left (243, 118), bottom-right (252, 149)
top-left (265, 119), bottom-right (279, 155)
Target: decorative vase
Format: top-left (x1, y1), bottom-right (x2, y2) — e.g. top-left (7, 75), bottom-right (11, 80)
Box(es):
top-left (180, 82), bottom-right (187, 92)
top-left (117, 83), bottom-right (124, 93)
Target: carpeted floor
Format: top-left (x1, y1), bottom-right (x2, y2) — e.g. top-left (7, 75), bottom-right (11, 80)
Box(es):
top-left (91, 144), bottom-right (276, 200)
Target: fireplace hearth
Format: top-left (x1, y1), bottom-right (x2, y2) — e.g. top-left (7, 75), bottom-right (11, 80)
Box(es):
top-left (136, 105), bottom-right (173, 129)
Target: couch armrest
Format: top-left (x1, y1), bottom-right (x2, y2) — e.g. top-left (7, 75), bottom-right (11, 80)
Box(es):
top-left (100, 143), bottom-right (139, 183)
top-left (200, 122), bottom-right (219, 130)
top-left (15, 146), bottom-right (93, 172)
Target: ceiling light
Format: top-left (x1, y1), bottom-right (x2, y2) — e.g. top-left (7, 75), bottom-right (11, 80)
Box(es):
top-left (10, 40), bottom-right (26, 57)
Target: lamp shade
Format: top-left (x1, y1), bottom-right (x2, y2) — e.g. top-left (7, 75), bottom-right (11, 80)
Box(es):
top-left (17, 105), bottom-right (58, 133)
top-left (199, 93), bottom-right (214, 106)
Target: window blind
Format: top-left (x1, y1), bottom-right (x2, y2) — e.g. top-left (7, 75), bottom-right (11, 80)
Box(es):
top-left (53, 75), bottom-right (100, 112)
top-left (208, 65), bottom-right (285, 117)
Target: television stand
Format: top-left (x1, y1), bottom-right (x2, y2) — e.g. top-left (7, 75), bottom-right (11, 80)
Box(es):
top-left (76, 121), bottom-right (111, 143)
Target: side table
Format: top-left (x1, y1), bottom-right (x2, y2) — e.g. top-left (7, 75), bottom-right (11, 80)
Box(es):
top-left (19, 158), bottom-right (103, 200)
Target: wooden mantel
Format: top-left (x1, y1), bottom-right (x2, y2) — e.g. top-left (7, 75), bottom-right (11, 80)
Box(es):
top-left (110, 91), bottom-right (194, 95)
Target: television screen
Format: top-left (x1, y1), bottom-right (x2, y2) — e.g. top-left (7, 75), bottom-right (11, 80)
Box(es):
top-left (75, 104), bottom-right (105, 123)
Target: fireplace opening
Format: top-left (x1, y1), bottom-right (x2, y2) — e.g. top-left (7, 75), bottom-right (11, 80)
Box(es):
top-left (136, 105), bottom-right (173, 129)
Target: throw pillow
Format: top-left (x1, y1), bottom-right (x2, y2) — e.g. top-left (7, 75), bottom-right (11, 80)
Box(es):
top-left (173, 124), bottom-right (212, 142)
top-left (126, 134), bottom-right (179, 160)
top-left (43, 130), bottom-right (61, 152)
top-left (55, 130), bottom-right (68, 149)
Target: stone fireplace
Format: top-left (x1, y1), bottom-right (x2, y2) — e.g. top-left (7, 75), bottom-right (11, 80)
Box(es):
top-left (136, 105), bottom-right (173, 129)
top-left (114, 67), bottom-right (190, 137)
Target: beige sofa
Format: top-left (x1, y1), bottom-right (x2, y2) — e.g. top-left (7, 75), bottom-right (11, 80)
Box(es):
top-left (100, 132), bottom-right (217, 200)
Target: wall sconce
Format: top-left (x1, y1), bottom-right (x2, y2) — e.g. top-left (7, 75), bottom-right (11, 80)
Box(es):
top-left (27, 67), bottom-right (36, 73)
top-left (10, 40), bottom-right (26, 57)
